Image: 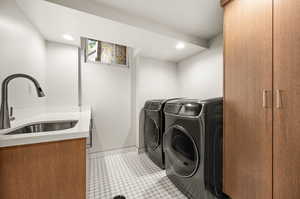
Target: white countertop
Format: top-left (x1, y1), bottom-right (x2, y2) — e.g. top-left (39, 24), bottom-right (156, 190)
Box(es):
top-left (0, 107), bottom-right (91, 148)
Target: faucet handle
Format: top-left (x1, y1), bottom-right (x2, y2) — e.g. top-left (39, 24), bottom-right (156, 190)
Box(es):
top-left (9, 106), bottom-right (15, 121)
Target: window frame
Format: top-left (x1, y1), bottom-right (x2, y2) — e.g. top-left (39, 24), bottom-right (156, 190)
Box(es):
top-left (83, 38), bottom-right (129, 68)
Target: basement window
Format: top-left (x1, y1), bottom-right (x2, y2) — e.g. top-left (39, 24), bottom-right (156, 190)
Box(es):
top-left (83, 38), bottom-right (128, 67)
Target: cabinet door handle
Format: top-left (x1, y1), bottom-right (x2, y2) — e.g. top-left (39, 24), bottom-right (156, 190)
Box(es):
top-left (263, 89), bottom-right (268, 108)
top-left (276, 89), bottom-right (282, 108)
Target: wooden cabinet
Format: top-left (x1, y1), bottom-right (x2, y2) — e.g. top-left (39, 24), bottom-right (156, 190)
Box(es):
top-left (273, 0), bottom-right (300, 198)
top-left (223, 0), bottom-right (300, 198)
top-left (0, 139), bottom-right (86, 199)
top-left (223, 0), bottom-right (273, 198)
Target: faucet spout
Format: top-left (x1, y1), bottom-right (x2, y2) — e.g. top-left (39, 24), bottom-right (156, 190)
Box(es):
top-left (0, 74), bottom-right (46, 129)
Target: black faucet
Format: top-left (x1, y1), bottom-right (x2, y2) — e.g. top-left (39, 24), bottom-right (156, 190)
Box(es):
top-left (0, 74), bottom-right (45, 129)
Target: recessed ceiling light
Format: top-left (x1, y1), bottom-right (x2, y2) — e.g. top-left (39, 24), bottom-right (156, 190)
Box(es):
top-left (176, 42), bottom-right (185, 50)
top-left (62, 34), bottom-right (74, 41)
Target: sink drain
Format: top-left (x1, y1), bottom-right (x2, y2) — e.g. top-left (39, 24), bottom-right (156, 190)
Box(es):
top-left (113, 195), bottom-right (126, 199)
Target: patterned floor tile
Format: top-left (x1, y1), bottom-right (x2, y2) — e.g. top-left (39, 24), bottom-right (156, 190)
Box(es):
top-left (88, 152), bottom-right (187, 199)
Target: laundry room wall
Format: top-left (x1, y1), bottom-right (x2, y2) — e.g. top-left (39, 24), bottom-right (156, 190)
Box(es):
top-left (45, 41), bottom-right (79, 109)
top-left (81, 51), bottom-right (134, 153)
top-left (42, 40), bottom-right (135, 153)
top-left (44, 43), bottom-right (178, 152)
top-left (133, 56), bottom-right (178, 150)
top-left (0, 0), bottom-right (47, 120)
top-left (177, 34), bottom-right (223, 99)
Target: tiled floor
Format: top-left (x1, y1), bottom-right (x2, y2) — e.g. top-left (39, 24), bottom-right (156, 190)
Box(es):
top-left (88, 151), bottom-right (188, 199)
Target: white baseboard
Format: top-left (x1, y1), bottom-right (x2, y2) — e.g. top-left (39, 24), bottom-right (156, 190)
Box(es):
top-left (137, 147), bottom-right (145, 154)
top-left (88, 146), bottom-right (139, 158)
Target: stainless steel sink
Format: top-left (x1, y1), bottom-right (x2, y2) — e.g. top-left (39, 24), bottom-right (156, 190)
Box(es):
top-left (5, 120), bottom-right (78, 135)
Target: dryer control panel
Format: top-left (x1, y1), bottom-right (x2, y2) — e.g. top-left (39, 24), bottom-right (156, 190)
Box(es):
top-left (178, 103), bottom-right (202, 116)
top-left (164, 103), bottom-right (182, 114)
top-left (164, 100), bottom-right (202, 116)
top-left (144, 99), bottom-right (165, 111)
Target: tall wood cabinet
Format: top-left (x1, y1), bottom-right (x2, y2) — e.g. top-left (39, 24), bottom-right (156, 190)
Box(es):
top-left (273, 0), bottom-right (300, 198)
top-left (222, 0), bottom-right (300, 199)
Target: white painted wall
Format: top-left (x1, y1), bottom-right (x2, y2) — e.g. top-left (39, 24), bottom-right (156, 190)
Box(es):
top-left (130, 54), bottom-right (138, 150)
top-left (0, 0), bottom-right (223, 153)
top-left (177, 34), bottom-right (223, 99)
top-left (38, 39), bottom-right (136, 153)
top-left (0, 0), bottom-right (47, 120)
top-left (45, 42), bottom-right (78, 108)
top-left (134, 57), bottom-right (178, 149)
top-left (82, 60), bottom-right (134, 152)
top-left (44, 46), bottom-right (179, 152)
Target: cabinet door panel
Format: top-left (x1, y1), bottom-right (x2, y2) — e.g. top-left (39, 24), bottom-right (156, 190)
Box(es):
top-left (0, 139), bottom-right (86, 199)
top-left (223, 0), bottom-right (273, 198)
top-left (274, 0), bottom-right (300, 198)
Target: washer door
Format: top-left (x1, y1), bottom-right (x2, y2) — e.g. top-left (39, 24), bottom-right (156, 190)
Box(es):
top-left (164, 125), bottom-right (199, 178)
top-left (144, 116), bottom-right (160, 151)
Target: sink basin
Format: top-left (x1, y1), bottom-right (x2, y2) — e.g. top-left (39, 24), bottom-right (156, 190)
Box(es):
top-left (5, 120), bottom-right (78, 135)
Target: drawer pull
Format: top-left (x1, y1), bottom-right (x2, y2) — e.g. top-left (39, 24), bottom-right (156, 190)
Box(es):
top-left (276, 90), bottom-right (282, 109)
top-left (263, 89), bottom-right (268, 108)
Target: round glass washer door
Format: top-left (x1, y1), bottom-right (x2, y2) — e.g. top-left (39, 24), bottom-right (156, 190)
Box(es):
top-left (164, 125), bottom-right (199, 178)
top-left (144, 116), bottom-right (160, 151)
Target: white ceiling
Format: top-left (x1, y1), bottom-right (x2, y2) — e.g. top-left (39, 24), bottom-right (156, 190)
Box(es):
top-left (45, 0), bottom-right (209, 46)
top-left (16, 0), bottom-right (207, 62)
top-left (92, 0), bottom-right (223, 40)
